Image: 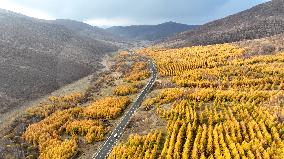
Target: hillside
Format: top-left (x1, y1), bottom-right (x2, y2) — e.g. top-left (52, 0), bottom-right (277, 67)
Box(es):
top-left (235, 33), bottom-right (284, 55)
top-left (52, 19), bottom-right (121, 42)
top-left (0, 9), bottom-right (118, 115)
top-left (106, 21), bottom-right (199, 41)
top-left (163, 0), bottom-right (284, 47)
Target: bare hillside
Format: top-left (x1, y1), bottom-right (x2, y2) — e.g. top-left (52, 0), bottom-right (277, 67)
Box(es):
top-left (163, 0), bottom-right (284, 47)
top-left (52, 19), bottom-right (122, 42)
top-left (0, 9), bottom-right (118, 114)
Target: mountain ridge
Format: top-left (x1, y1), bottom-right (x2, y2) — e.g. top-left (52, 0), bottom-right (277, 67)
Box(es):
top-left (106, 21), bottom-right (199, 41)
top-left (52, 19), bottom-right (122, 42)
top-left (162, 0), bottom-right (284, 47)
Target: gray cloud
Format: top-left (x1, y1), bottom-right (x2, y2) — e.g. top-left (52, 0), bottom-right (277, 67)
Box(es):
top-left (6, 0), bottom-right (270, 26)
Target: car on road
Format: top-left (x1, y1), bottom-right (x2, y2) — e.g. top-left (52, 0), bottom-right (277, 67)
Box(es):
top-left (114, 133), bottom-right (118, 138)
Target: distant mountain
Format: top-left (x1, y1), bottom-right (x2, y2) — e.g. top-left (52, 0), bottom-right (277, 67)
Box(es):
top-left (163, 0), bottom-right (284, 47)
top-left (0, 9), bottom-right (118, 114)
top-left (52, 19), bottom-right (121, 42)
top-left (106, 22), bottom-right (199, 41)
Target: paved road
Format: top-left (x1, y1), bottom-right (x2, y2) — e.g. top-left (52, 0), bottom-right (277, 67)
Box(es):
top-left (93, 58), bottom-right (157, 159)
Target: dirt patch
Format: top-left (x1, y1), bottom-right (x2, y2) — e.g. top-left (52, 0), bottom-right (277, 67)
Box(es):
top-left (120, 107), bottom-right (167, 142)
top-left (234, 33), bottom-right (284, 56)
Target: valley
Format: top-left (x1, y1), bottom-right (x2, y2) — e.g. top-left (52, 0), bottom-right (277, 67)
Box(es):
top-left (0, 0), bottom-right (284, 159)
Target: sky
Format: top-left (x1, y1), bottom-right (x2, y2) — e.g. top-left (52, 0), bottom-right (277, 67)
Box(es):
top-left (0, 0), bottom-right (270, 27)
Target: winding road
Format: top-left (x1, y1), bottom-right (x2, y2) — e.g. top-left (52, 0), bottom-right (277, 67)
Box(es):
top-left (93, 57), bottom-right (157, 159)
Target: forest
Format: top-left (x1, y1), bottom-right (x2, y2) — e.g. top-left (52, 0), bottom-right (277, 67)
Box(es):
top-left (109, 44), bottom-right (284, 158)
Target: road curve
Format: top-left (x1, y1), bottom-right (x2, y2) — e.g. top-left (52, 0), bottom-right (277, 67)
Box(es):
top-left (93, 57), bottom-right (157, 159)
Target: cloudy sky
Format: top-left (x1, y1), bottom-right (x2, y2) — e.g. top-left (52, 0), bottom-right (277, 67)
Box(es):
top-left (0, 0), bottom-right (270, 27)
